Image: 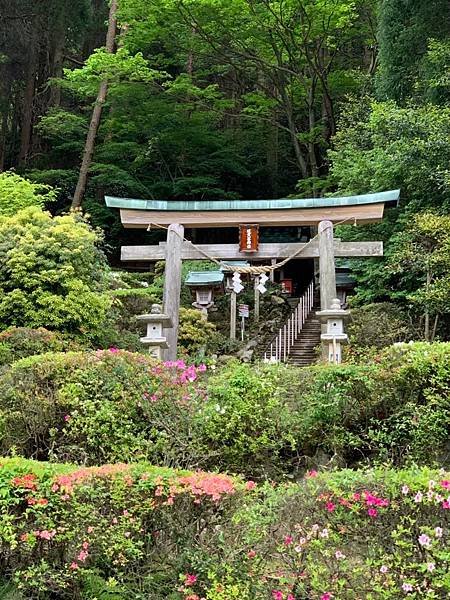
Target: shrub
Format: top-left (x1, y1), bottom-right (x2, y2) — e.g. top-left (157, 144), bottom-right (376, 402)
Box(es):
top-left (0, 351), bottom-right (207, 467)
top-left (1, 459), bottom-right (449, 599)
top-left (1, 343), bottom-right (450, 477)
top-left (178, 308), bottom-right (217, 356)
top-left (0, 457), bottom-right (242, 599)
top-left (0, 171), bottom-right (56, 216)
top-left (346, 302), bottom-right (412, 358)
top-left (0, 208), bottom-right (111, 342)
top-left (0, 327), bottom-right (81, 367)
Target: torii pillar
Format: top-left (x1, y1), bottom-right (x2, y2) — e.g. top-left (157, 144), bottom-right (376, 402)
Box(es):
top-left (318, 220), bottom-right (337, 311)
top-left (162, 223), bottom-right (184, 360)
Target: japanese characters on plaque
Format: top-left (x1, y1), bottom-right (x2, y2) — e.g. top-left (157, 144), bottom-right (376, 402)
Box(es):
top-left (239, 224), bottom-right (259, 253)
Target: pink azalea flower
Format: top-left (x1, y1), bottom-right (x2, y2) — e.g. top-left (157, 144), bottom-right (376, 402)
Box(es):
top-left (287, 596), bottom-right (295, 600)
top-left (305, 469), bottom-right (318, 478)
top-left (284, 535), bottom-right (293, 546)
top-left (246, 480), bottom-right (256, 491)
top-left (197, 364), bottom-right (207, 372)
top-left (321, 594), bottom-right (332, 600)
top-left (440, 480), bottom-right (450, 490)
top-left (184, 573), bottom-right (197, 586)
top-left (443, 500), bottom-right (450, 509)
top-left (69, 562), bottom-right (79, 570)
top-left (272, 591), bottom-right (283, 600)
top-left (109, 347), bottom-right (119, 353)
top-left (77, 550), bottom-right (88, 562)
top-left (418, 534), bottom-right (431, 548)
top-left (368, 507), bottom-right (378, 518)
top-left (325, 502), bottom-right (336, 512)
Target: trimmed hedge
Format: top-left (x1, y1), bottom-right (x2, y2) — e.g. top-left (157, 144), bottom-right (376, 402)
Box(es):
top-left (0, 458), bottom-right (449, 599)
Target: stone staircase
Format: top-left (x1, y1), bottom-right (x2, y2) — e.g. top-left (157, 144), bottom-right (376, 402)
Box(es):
top-left (287, 303), bottom-right (321, 367)
top-left (262, 281), bottom-right (321, 367)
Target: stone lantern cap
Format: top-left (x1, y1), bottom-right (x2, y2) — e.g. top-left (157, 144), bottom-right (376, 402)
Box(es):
top-left (136, 303), bottom-right (173, 328)
top-left (316, 298), bottom-right (350, 322)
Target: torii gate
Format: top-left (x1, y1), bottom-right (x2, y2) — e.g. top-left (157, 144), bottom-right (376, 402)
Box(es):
top-left (105, 190), bottom-right (400, 359)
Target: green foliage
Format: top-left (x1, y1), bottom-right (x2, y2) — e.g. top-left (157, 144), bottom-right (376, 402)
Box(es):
top-left (0, 327), bottom-right (81, 367)
top-left (178, 308), bottom-right (217, 356)
top-left (389, 212), bottom-right (450, 332)
top-left (196, 361), bottom-right (299, 476)
top-left (0, 208), bottom-right (111, 342)
top-left (376, 0), bottom-right (450, 103)
top-left (0, 172), bottom-right (56, 216)
top-left (2, 343), bottom-right (450, 477)
top-left (346, 302), bottom-right (412, 357)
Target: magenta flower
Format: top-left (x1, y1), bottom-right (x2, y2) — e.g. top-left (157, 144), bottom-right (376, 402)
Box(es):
top-left (305, 469), bottom-right (318, 478)
top-left (321, 594), bottom-right (332, 600)
top-left (184, 573), bottom-right (197, 586)
top-left (440, 480), bottom-right (450, 490)
top-left (272, 592), bottom-right (283, 600)
top-left (368, 507), bottom-right (378, 518)
top-left (109, 347), bottom-right (119, 353)
top-left (64, 415), bottom-right (71, 422)
top-left (284, 535), bottom-right (293, 546)
top-left (325, 502), bottom-right (336, 512)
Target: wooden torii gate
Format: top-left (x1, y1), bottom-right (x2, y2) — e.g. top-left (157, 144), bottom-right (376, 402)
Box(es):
top-left (106, 190), bottom-right (400, 359)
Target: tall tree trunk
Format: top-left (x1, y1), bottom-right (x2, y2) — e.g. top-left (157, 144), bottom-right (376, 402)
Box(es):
top-left (18, 42), bottom-right (38, 167)
top-left (71, 0), bottom-right (118, 210)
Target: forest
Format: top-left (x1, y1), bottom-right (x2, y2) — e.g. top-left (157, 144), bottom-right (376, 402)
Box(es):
top-left (0, 1), bottom-right (450, 598)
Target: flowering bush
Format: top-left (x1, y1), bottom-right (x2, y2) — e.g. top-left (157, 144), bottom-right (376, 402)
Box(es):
top-left (0, 457), bottom-right (241, 598)
top-left (0, 350), bottom-right (208, 466)
top-left (1, 460), bottom-right (449, 599)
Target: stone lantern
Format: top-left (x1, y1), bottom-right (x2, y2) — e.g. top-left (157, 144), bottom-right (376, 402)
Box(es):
top-left (316, 298), bottom-right (350, 364)
top-left (137, 303), bottom-right (173, 360)
top-left (185, 270), bottom-right (225, 318)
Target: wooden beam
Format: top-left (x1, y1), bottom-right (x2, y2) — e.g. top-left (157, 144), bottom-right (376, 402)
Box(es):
top-left (119, 203), bottom-right (385, 228)
top-left (121, 241), bottom-right (383, 262)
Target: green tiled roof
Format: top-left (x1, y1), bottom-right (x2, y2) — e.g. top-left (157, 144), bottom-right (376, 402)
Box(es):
top-left (185, 271), bottom-right (224, 286)
top-left (105, 190), bottom-right (400, 212)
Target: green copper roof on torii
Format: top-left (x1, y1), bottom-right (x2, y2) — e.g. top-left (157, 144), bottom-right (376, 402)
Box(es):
top-left (105, 190), bottom-right (400, 212)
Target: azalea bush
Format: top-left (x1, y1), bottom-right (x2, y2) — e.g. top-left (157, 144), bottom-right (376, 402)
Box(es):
top-left (0, 457), bottom-right (242, 599)
top-left (0, 350), bottom-right (208, 467)
top-left (0, 459), bottom-right (449, 599)
top-left (1, 343), bottom-right (450, 477)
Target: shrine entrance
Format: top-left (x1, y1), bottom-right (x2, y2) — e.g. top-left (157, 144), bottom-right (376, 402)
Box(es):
top-left (105, 189), bottom-right (400, 363)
